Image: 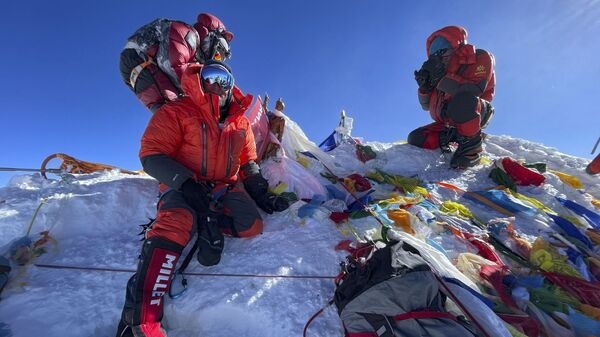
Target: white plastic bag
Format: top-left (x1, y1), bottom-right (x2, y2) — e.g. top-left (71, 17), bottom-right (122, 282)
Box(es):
top-left (260, 157), bottom-right (327, 200)
top-left (388, 230), bottom-right (480, 291)
top-left (456, 253), bottom-right (498, 285)
top-left (280, 114), bottom-right (338, 169)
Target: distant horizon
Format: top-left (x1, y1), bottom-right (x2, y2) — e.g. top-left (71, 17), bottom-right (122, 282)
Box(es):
top-left (0, 132), bottom-right (595, 188)
top-left (2, 0), bottom-right (599, 186)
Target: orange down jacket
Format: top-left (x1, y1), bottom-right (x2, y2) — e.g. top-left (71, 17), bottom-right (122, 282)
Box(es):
top-left (139, 63), bottom-right (257, 190)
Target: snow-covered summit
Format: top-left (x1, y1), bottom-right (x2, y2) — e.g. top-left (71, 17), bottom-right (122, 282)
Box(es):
top-left (0, 133), bottom-right (598, 337)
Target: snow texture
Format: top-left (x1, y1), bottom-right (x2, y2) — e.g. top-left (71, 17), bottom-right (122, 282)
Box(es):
top-left (0, 134), bottom-right (598, 337)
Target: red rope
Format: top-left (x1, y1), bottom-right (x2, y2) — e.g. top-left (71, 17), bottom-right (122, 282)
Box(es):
top-left (303, 300), bottom-right (334, 337)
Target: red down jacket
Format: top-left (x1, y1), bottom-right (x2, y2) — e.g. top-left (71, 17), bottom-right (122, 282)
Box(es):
top-left (139, 63), bottom-right (256, 191)
top-left (418, 26), bottom-right (496, 126)
top-left (120, 13), bottom-right (233, 112)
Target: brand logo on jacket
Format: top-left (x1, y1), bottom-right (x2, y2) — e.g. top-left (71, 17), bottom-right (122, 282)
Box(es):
top-left (474, 65), bottom-right (486, 76)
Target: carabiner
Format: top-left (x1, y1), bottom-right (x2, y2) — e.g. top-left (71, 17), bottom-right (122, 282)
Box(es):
top-left (168, 270), bottom-right (188, 299)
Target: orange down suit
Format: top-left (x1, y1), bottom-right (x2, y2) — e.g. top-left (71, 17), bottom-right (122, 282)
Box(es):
top-left (139, 63), bottom-right (262, 247)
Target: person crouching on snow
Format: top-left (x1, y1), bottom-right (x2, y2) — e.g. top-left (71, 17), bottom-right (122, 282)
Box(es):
top-left (116, 62), bottom-right (289, 337)
top-left (408, 26), bottom-right (496, 169)
top-left (120, 13), bottom-right (234, 113)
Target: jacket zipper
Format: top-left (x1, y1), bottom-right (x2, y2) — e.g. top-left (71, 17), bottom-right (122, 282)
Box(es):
top-left (224, 128), bottom-right (232, 177)
top-left (201, 122), bottom-right (208, 177)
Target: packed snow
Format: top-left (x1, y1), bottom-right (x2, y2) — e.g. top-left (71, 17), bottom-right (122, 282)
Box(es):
top-left (0, 129), bottom-right (598, 337)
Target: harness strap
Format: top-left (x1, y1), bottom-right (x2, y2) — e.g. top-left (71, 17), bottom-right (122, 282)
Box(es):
top-left (176, 240), bottom-right (199, 275)
top-left (345, 333), bottom-right (378, 337)
top-left (129, 57), bottom-right (153, 88)
top-left (211, 184), bottom-right (231, 201)
top-left (456, 63), bottom-right (469, 76)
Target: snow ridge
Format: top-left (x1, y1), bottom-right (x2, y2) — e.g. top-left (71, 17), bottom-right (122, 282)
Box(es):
top-left (0, 134), bottom-right (598, 337)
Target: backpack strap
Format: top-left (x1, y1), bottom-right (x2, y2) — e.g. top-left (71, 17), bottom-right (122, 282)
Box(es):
top-left (345, 333), bottom-right (378, 337)
top-left (129, 57), bottom-right (154, 88)
top-left (456, 63), bottom-right (469, 76)
top-left (392, 310), bottom-right (457, 322)
top-left (346, 311), bottom-right (459, 337)
top-left (344, 332), bottom-right (379, 337)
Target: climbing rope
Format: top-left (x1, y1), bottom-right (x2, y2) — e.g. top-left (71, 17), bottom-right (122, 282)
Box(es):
top-left (40, 153), bottom-right (140, 179)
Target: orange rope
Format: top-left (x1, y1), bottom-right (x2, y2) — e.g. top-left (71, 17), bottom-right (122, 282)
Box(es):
top-left (40, 153), bottom-right (140, 179)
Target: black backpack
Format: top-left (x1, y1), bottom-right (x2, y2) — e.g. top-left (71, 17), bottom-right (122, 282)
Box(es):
top-left (334, 239), bottom-right (481, 337)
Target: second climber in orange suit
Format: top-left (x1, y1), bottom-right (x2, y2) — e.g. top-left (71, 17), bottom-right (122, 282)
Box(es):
top-left (408, 26), bottom-right (496, 169)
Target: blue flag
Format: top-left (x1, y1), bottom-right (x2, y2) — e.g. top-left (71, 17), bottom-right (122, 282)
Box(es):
top-left (556, 196), bottom-right (600, 230)
top-left (318, 131), bottom-right (338, 152)
top-left (464, 189), bottom-right (537, 217)
top-left (547, 213), bottom-right (593, 248)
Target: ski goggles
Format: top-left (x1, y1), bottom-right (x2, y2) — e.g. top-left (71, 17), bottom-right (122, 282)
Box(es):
top-left (200, 62), bottom-right (234, 96)
top-left (428, 36), bottom-right (451, 57)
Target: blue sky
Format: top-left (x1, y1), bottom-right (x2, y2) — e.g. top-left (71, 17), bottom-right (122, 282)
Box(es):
top-left (1, 0), bottom-right (599, 186)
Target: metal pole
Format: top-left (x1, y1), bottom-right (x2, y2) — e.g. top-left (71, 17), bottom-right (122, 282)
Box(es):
top-left (0, 167), bottom-right (62, 173)
top-left (591, 136), bottom-right (600, 155)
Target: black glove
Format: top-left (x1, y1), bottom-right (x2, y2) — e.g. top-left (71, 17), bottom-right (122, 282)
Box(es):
top-left (196, 214), bottom-right (224, 266)
top-left (414, 54), bottom-right (447, 92)
top-left (255, 192), bottom-right (290, 214)
top-left (243, 173), bottom-right (290, 214)
top-left (180, 179), bottom-right (212, 212)
top-left (422, 54), bottom-right (446, 87)
top-left (414, 68), bottom-right (432, 92)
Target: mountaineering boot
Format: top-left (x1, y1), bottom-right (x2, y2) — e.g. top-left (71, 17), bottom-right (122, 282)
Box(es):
top-left (586, 154), bottom-right (600, 175)
top-left (116, 237), bottom-right (184, 337)
top-left (451, 132), bottom-right (483, 169)
top-left (480, 100), bottom-right (495, 130)
top-left (439, 127), bottom-right (457, 153)
top-left (116, 319), bottom-right (133, 337)
top-left (196, 214), bottom-right (224, 266)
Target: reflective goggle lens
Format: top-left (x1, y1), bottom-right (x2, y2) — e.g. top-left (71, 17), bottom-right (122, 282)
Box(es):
top-left (200, 63), bottom-right (234, 96)
top-left (429, 36), bottom-right (451, 57)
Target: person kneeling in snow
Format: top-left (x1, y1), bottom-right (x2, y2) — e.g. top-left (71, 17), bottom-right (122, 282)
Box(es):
top-left (408, 26), bottom-right (496, 169)
top-left (116, 62), bottom-right (289, 337)
top-left (120, 13), bottom-right (234, 113)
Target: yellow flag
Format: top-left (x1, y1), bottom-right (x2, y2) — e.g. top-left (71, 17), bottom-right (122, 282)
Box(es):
top-left (440, 200), bottom-right (474, 220)
top-left (269, 182), bottom-right (288, 195)
top-left (530, 237), bottom-right (583, 279)
top-left (549, 169), bottom-right (584, 189)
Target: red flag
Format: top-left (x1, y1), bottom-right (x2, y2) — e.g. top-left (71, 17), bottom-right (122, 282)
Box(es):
top-left (245, 97), bottom-right (270, 159)
top-left (544, 272), bottom-right (600, 307)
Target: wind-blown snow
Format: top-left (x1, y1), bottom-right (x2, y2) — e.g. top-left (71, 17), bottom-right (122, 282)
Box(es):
top-left (0, 134), bottom-right (598, 337)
